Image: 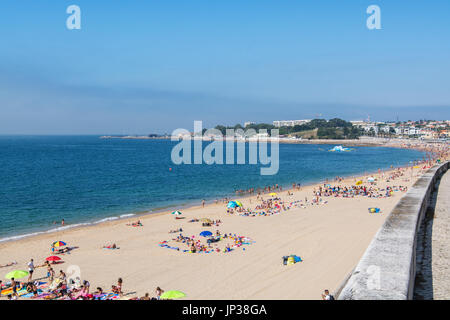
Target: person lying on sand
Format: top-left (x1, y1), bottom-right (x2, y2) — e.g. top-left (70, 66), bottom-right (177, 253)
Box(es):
top-left (127, 220), bottom-right (143, 227)
top-left (103, 243), bottom-right (119, 249)
top-left (0, 261), bottom-right (17, 268)
top-left (169, 228), bottom-right (183, 233)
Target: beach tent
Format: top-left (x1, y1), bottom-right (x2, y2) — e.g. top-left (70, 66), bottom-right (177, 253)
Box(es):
top-left (160, 290), bottom-right (186, 299)
top-left (171, 211), bottom-right (182, 215)
top-left (200, 231), bottom-right (213, 237)
top-left (5, 270), bottom-right (29, 280)
top-left (227, 201), bottom-right (237, 208)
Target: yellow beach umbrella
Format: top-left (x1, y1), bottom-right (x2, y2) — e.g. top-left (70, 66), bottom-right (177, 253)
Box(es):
top-left (356, 180), bottom-right (363, 185)
top-left (160, 290), bottom-right (186, 299)
top-left (5, 270), bottom-right (29, 280)
top-left (269, 192), bottom-right (277, 196)
top-left (200, 218), bottom-right (212, 223)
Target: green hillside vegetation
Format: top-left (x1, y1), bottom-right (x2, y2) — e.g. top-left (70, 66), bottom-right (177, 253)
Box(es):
top-left (213, 118), bottom-right (363, 139)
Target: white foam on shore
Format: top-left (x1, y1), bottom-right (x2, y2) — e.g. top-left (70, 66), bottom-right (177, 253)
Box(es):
top-left (0, 213), bottom-right (136, 244)
top-left (94, 216), bottom-right (119, 223)
top-left (119, 213), bottom-right (136, 218)
top-left (0, 222), bottom-right (92, 243)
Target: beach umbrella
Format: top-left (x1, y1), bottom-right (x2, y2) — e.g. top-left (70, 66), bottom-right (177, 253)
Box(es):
top-left (5, 270), bottom-right (29, 280)
top-left (200, 231), bottom-right (213, 237)
top-left (234, 201), bottom-right (243, 207)
top-left (52, 241), bottom-right (66, 247)
top-left (46, 256), bottom-right (61, 262)
top-left (356, 180), bottom-right (363, 185)
top-left (171, 211), bottom-right (182, 215)
top-left (269, 192), bottom-right (278, 197)
top-left (160, 290), bottom-right (186, 299)
top-left (367, 177), bottom-right (375, 182)
top-left (227, 201), bottom-right (237, 208)
top-left (200, 218), bottom-right (212, 223)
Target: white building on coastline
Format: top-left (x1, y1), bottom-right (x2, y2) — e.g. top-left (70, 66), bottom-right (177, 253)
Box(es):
top-left (272, 120), bottom-right (311, 127)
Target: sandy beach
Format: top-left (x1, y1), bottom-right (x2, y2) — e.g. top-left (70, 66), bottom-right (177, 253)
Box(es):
top-left (0, 161), bottom-right (433, 300)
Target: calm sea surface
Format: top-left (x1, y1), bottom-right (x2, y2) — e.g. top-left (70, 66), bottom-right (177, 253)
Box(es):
top-left (0, 136), bottom-right (425, 241)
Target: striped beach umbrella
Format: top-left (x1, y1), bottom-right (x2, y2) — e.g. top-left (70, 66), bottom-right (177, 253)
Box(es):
top-left (52, 241), bottom-right (66, 247)
top-left (227, 201), bottom-right (237, 208)
top-left (234, 201), bottom-right (243, 207)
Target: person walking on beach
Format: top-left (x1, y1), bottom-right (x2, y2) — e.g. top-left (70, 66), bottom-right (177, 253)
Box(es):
top-left (27, 259), bottom-right (34, 282)
top-left (202, 199), bottom-right (205, 208)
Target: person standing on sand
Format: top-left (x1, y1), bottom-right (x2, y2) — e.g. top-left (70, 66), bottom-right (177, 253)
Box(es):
top-left (202, 199), bottom-right (205, 208)
top-left (27, 258), bottom-right (34, 282)
top-left (11, 278), bottom-right (18, 299)
top-left (155, 286), bottom-right (164, 300)
top-left (48, 267), bottom-right (55, 282)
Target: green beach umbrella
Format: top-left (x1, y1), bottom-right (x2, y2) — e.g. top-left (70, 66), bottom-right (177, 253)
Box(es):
top-left (171, 211), bottom-right (182, 215)
top-left (160, 290), bottom-right (186, 299)
top-left (5, 270), bottom-right (29, 280)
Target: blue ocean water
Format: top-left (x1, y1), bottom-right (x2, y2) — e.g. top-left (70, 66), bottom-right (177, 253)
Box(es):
top-left (0, 136), bottom-right (425, 241)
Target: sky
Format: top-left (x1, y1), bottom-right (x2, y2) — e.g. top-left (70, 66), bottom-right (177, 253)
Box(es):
top-left (0, 0), bottom-right (449, 134)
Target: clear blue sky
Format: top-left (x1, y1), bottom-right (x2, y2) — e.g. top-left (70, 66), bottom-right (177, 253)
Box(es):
top-left (1, 0), bottom-right (449, 134)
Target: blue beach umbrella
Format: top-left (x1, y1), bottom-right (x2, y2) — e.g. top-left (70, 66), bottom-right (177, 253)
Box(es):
top-left (200, 231), bottom-right (213, 237)
top-left (227, 201), bottom-right (237, 208)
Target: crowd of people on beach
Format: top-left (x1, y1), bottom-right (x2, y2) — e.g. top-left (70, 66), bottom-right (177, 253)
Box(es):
top-left (0, 259), bottom-right (168, 301)
top-left (159, 231), bottom-right (253, 254)
top-left (1, 141), bottom-right (448, 301)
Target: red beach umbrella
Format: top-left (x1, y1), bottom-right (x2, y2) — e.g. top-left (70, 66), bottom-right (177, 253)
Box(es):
top-left (46, 256), bottom-right (61, 262)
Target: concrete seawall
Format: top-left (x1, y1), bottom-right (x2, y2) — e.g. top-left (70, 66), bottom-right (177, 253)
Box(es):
top-left (338, 161), bottom-right (450, 300)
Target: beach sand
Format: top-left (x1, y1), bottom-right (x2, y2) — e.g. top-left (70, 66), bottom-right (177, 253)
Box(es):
top-left (0, 165), bottom-right (428, 300)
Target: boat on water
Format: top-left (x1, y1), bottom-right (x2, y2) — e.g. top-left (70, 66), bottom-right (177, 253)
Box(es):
top-left (328, 145), bottom-right (353, 152)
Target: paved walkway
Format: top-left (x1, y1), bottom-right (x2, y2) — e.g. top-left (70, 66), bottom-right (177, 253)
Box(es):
top-left (430, 169), bottom-right (450, 299)
top-left (414, 169), bottom-right (450, 299)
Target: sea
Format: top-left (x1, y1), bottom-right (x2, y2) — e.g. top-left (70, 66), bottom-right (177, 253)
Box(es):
top-left (0, 135), bottom-right (425, 242)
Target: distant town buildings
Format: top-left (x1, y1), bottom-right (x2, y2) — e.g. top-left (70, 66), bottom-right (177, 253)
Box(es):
top-left (273, 120), bottom-right (311, 127)
top-left (350, 119), bottom-right (449, 139)
top-left (169, 119), bottom-right (449, 141)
